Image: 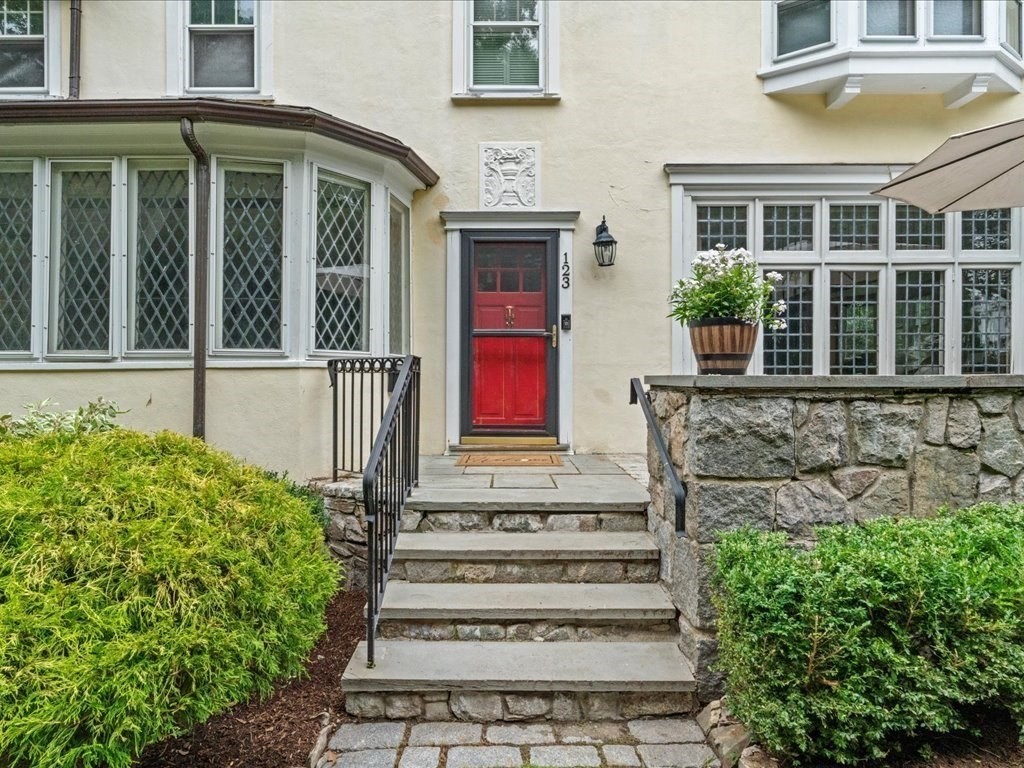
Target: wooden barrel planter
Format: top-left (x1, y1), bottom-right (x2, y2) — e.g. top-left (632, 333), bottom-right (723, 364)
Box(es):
top-left (688, 318), bottom-right (758, 374)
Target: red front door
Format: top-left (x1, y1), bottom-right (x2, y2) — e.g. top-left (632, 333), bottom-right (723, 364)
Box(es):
top-left (465, 237), bottom-right (556, 434)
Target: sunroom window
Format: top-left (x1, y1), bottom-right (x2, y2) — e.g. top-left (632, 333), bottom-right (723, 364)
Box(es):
top-left (866, 0), bottom-right (915, 37)
top-left (775, 0), bottom-right (831, 57)
top-left (933, 0), bottom-right (982, 36)
top-left (0, 0), bottom-right (44, 90)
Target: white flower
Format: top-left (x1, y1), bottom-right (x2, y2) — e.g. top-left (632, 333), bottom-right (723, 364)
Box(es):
top-left (766, 271), bottom-right (783, 282)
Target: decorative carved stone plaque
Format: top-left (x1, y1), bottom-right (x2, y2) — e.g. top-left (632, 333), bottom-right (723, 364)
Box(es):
top-left (480, 143), bottom-right (539, 208)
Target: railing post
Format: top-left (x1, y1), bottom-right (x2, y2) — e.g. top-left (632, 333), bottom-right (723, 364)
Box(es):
top-left (630, 378), bottom-right (688, 537)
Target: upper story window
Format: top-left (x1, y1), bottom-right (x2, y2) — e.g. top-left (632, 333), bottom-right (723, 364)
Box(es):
top-left (452, 0), bottom-right (560, 101)
top-left (0, 0), bottom-right (58, 97)
top-left (759, 0), bottom-right (1024, 108)
top-left (167, 0), bottom-right (271, 97)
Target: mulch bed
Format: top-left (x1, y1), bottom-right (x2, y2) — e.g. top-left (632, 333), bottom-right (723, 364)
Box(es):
top-left (135, 589), bottom-right (364, 768)
top-left (134, 587), bottom-right (1024, 768)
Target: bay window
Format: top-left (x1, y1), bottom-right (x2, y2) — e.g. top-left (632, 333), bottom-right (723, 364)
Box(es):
top-left (775, 0), bottom-right (832, 57)
top-left (933, 0), bottom-right (982, 35)
top-left (866, 0), bottom-right (916, 37)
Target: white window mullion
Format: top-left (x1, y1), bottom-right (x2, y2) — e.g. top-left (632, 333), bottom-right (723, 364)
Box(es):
top-left (1013, 264), bottom-right (1024, 373)
top-left (369, 182), bottom-right (388, 355)
top-left (946, 265), bottom-right (960, 375)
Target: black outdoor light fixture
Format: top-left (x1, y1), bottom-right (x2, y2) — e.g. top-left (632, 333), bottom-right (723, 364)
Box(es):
top-left (593, 215), bottom-right (617, 267)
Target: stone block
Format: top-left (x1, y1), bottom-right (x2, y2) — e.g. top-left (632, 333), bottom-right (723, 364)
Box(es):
top-left (688, 396), bottom-right (795, 478)
top-left (343, 693), bottom-right (386, 718)
top-left (486, 723), bottom-right (555, 745)
top-left (710, 723), bottom-right (751, 768)
top-left (495, 562), bottom-right (564, 583)
top-left (492, 514), bottom-right (545, 532)
top-left (599, 513), bottom-right (648, 531)
top-left (922, 397), bottom-right (949, 445)
top-left (404, 561), bottom-right (454, 582)
top-left (978, 416), bottom-right (1024, 477)
top-left (620, 692), bottom-right (697, 719)
top-left (979, 472), bottom-right (1012, 503)
top-left (797, 401), bottom-right (848, 472)
top-left (446, 746), bottom-right (522, 768)
top-left (651, 389), bottom-right (687, 421)
top-left (385, 693), bottom-right (423, 718)
top-left (557, 722), bottom-right (630, 744)
top-left (451, 692), bottom-right (504, 722)
top-left (566, 561), bottom-right (624, 582)
top-left (637, 743), bottom-right (718, 768)
top-left (401, 510), bottom-right (424, 531)
top-left (696, 700), bottom-right (722, 735)
top-left (793, 398), bottom-right (810, 428)
top-left (454, 563), bottom-right (497, 583)
top-left (739, 745), bottom-right (781, 768)
top-left (604, 744), bottom-right (641, 767)
top-left (850, 401), bottom-right (921, 467)
top-left (545, 514), bottom-right (598, 532)
top-left (456, 624), bottom-right (505, 641)
top-left (399, 746), bottom-right (441, 768)
top-left (626, 561), bottom-right (659, 583)
top-left (581, 692), bottom-right (620, 720)
top-left (423, 700), bottom-right (450, 720)
top-left (408, 722), bottom-right (483, 746)
top-left (678, 623), bottom-right (723, 699)
top-left (1015, 397), bottom-right (1024, 428)
top-left (628, 718), bottom-right (705, 744)
top-left (853, 471), bottom-right (909, 522)
top-left (504, 694), bottom-right (552, 720)
top-left (335, 749), bottom-right (397, 768)
top-left (911, 445), bottom-right (979, 515)
top-left (529, 745), bottom-right (602, 767)
top-left (831, 466), bottom-right (880, 499)
top-left (685, 482), bottom-right (775, 544)
top-left (551, 693), bottom-right (582, 720)
top-left (329, 722), bottom-right (405, 751)
top-left (670, 540), bottom-right (717, 628)
top-left (976, 394), bottom-right (1012, 415)
top-left (775, 479), bottom-right (849, 537)
top-left (948, 400), bottom-right (982, 448)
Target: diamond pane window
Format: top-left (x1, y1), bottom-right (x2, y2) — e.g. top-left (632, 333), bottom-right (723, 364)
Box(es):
top-left (189, 0), bottom-right (255, 89)
top-left (829, 204), bottom-right (880, 250)
top-left (962, 268), bottom-right (1011, 373)
top-left (132, 169), bottom-right (190, 351)
top-left (0, 170), bottom-right (33, 352)
top-left (389, 198), bottom-right (410, 354)
top-left (54, 168), bottom-right (112, 353)
top-left (895, 204), bottom-right (945, 250)
top-left (961, 209), bottom-right (1011, 250)
top-left (763, 270), bottom-right (814, 374)
top-left (763, 205), bottom-right (813, 251)
top-left (0, 0), bottom-right (45, 89)
top-left (696, 205), bottom-right (748, 251)
top-left (829, 270), bottom-right (879, 374)
top-left (895, 270), bottom-right (945, 374)
top-left (221, 168), bottom-right (283, 351)
top-left (472, 0), bottom-right (541, 87)
top-left (315, 173), bottom-right (369, 352)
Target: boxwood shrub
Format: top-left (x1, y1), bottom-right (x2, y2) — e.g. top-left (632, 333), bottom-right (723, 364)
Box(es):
top-left (714, 504), bottom-right (1024, 765)
top-left (0, 428), bottom-right (340, 768)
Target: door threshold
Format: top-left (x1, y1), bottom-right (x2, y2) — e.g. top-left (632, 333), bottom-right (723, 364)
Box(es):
top-left (452, 436), bottom-right (568, 452)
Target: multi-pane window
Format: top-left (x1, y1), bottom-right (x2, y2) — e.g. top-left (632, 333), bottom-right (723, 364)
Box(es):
top-left (962, 208), bottom-right (1011, 250)
top-left (0, 0), bottom-right (44, 90)
top-left (830, 271), bottom-right (879, 375)
top-left (776, 0), bottom-right (831, 57)
top-left (763, 269), bottom-right (814, 374)
top-left (962, 268), bottom-right (1012, 373)
top-left (696, 205), bottom-right (748, 250)
top-left (314, 172), bottom-right (369, 353)
top-left (219, 165), bottom-right (283, 351)
top-left (189, 0), bottom-right (256, 89)
top-left (866, 0), bottom-right (915, 36)
top-left (763, 205), bottom-right (813, 251)
top-left (471, 0), bottom-right (541, 89)
top-left (933, 0), bottom-right (982, 35)
top-left (895, 270), bottom-right (945, 374)
top-left (829, 204), bottom-right (879, 250)
top-left (129, 165), bottom-right (190, 352)
top-left (0, 168), bottom-right (33, 352)
top-left (895, 204), bottom-right (944, 250)
top-left (1007, 0), bottom-right (1022, 55)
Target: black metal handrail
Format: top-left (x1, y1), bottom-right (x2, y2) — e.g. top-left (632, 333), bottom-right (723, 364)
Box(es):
top-left (362, 355), bottom-right (421, 667)
top-left (327, 357), bottom-right (406, 481)
top-left (630, 378), bottom-right (686, 537)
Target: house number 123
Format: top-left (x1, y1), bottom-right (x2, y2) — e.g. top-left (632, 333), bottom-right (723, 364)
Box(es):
top-left (561, 254), bottom-right (570, 289)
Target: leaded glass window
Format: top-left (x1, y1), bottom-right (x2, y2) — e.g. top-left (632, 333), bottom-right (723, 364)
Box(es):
top-left (895, 204), bottom-right (945, 250)
top-left (962, 268), bottom-right (1011, 373)
top-left (0, 0), bottom-right (45, 89)
top-left (220, 167), bottom-right (283, 351)
top-left (53, 167), bottom-right (112, 354)
top-left (763, 269), bottom-right (814, 374)
top-left (0, 169), bottom-right (33, 352)
top-left (471, 0), bottom-right (541, 88)
top-left (962, 209), bottom-right (1011, 250)
top-left (189, 0), bottom-right (256, 89)
top-left (696, 205), bottom-right (748, 251)
top-left (763, 205), bottom-right (813, 251)
top-left (131, 168), bottom-right (190, 351)
top-left (314, 172), bottom-right (369, 352)
top-left (829, 270), bottom-right (879, 374)
top-left (895, 270), bottom-right (945, 374)
top-left (829, 204), bottom-right (880, 250)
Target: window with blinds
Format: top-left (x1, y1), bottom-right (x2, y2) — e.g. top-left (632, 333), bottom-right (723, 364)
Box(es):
top-left (471, 0), bottom-right (542, 88)
top-left (188, 0), bottom-right (256, 90)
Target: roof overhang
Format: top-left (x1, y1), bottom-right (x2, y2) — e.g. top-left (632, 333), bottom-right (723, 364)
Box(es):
top-left (0, 98), bottom-right (438, 188)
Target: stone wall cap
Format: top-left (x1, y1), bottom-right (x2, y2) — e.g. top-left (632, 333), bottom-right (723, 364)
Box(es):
top-left (645, 374), bottom-right (1024, 393)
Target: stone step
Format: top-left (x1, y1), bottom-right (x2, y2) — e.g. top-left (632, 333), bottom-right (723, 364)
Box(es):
top-left (402, 509), bottom-right (647, 534)
top-left (389, 531), bottom-right (661, 584)
top-left (341, 640), bottom-right (696, 721)
top-left (377, 582), bottom-right (677, 641)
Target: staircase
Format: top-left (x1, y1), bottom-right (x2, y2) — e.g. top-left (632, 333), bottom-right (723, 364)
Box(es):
top-left (340, 454), bottom-right (696, 722)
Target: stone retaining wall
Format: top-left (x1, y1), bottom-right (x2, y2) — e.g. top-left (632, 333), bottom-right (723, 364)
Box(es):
top-left (643, 375), bottom-right (1024, 700)
top-left (312, 476), bottom-right (370, 590)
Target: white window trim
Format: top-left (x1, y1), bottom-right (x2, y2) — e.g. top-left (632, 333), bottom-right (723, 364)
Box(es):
top-left (451, 0), bottom-right (560, 101)
top-left (927, 0), bottom-right (985, 39)
top-left (0, 0), bottom-right (61, 99)
top-left (1002, 0), bottom-right (1023, 57)
top-left (165, 0), bottom-right (273, 98)
top-left (771, 0), bottom-right (836, 62)
top-left (667, 164), bottom-right (1024, 376)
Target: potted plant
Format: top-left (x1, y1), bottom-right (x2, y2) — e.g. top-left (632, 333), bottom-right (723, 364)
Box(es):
top-left (669, 243), bottom-right (787, 374)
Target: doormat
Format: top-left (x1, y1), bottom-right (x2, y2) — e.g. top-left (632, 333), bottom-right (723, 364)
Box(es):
top-left (456, 453), bottom-right (563, 467)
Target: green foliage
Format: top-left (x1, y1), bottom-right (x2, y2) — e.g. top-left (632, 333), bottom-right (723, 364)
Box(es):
top-left (714, 505), bottom-right (1024, 765)
top-left (0, 397), bottom-right (124, 439)
top-left (0, 429), bottom-right (340, 768)
top-left (263, 468), bottom-right (330, 532)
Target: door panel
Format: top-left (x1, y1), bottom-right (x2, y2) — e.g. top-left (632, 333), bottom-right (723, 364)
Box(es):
top-left (462, 234), bottom-right (557, 435)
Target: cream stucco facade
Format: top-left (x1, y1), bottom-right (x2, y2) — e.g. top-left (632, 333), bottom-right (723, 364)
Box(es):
top-left (2, 0), bottom-right (1024, 478)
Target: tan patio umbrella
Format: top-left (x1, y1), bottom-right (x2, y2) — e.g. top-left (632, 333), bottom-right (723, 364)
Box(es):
top-left (873, 116), bottom-right (1024, 214)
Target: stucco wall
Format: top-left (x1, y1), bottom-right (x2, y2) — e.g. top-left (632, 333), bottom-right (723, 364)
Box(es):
top-left (12, 1), bottom-right (1024, 461)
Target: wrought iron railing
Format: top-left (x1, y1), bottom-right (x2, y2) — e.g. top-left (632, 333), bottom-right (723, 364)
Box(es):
top-left (630, 377), bottom-right (687, 537)
top-left (361, 355), bottom-right (420, 667)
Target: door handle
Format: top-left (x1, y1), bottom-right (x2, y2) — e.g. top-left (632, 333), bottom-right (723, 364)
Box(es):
top-left (504, 305), bottom-right (515, 327)
top-left (551, 324), bottom-right (558, 348)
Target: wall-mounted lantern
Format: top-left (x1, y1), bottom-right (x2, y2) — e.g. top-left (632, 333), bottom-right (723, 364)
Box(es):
top-left (593, 216), bottom-right (617, 267)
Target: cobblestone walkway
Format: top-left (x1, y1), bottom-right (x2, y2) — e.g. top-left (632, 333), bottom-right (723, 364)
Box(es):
top-left (315, 718), bottom-right (717, 768)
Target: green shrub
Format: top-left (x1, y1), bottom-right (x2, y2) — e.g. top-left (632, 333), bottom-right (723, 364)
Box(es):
top-left (0, 429), bottom-right (340, 768)
top-left (714, 505), bottom-right (1024, 764)
top-left (0, 397), bottom-right (124, 438)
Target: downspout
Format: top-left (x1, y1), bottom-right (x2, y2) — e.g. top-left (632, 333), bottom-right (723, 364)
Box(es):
top-left (180, 118), bottom-right (210, 439)
top-left (68, 0), bottom-right (81, 99)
